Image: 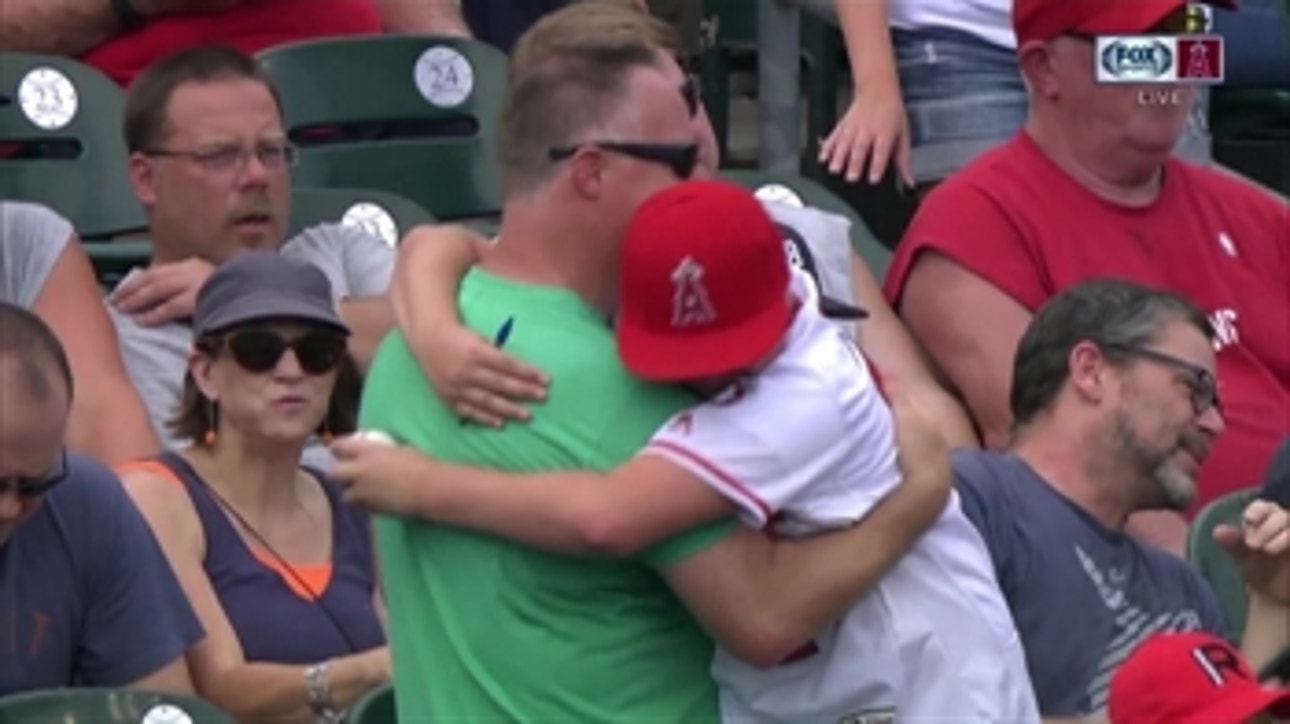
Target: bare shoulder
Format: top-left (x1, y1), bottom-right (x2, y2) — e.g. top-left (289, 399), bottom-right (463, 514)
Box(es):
top-left (117, 462), bottom-right (203, 551)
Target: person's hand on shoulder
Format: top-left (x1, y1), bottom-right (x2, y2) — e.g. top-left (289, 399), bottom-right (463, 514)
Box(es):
top-left (109, 257), bottom-right (213, 326)
top-left (428, 325), bottom-right (549, 428)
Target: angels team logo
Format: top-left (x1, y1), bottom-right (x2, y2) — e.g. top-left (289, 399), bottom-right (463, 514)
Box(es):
top-left (671, 256), bottom-right (717, 327)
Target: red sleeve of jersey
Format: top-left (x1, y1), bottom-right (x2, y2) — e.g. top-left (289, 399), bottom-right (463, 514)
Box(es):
top-left (883, 175), bottom-right (1051, 315)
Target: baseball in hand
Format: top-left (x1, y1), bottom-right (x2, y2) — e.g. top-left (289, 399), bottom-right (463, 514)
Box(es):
top-left (352, 430), bottom-right (397, 446)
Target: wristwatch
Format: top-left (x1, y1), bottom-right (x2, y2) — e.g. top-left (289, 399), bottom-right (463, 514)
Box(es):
top-left (110, 0), bottom-right (146, 30)
top-left (304, 662), bottom-right (343, 723)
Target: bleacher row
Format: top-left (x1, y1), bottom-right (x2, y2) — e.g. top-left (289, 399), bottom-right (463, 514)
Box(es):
top-left (2, 35), bottom-right (904, 292)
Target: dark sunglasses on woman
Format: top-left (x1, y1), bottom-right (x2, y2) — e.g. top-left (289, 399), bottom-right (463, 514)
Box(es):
top-left (221, 330), bottom-right (348, 375)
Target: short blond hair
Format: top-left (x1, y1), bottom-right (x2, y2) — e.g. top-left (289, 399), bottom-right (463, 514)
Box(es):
top-left (496, 3), bottom-right (683, 195)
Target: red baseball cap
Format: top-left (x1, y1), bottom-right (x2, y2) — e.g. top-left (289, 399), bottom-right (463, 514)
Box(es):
top-left (1013, 0), bottom-right (1234, 45)
top-left (615, 180), bottom-right (793, 381)
top-left (1109, 632), bottom-right (1290, 723)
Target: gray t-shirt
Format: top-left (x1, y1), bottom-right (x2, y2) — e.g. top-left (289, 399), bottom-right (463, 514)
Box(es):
top-left (110, 223), bottom-right (394, 467)
top-left (0, 201), bottom-right (73, 307)
top-left (953, 450), bottom-right (1227, 717)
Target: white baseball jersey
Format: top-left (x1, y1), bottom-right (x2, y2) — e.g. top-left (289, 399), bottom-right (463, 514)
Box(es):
top-left (646, 270), bottom-right (1040, 723)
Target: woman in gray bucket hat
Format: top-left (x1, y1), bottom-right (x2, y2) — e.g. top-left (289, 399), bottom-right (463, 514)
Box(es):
top-left (118, 252), bottom-right (390, 722)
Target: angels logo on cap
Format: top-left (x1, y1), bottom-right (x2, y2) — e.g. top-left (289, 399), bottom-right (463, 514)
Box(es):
top-left (671, 256), bottom-right (718, 327)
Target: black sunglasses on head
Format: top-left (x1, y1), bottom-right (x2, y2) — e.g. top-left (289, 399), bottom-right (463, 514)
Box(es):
top-left (549, 141), bottom-right (700, 179)
top-left (1103, 342), bottom-right (1222, 416)
top-left (217, 329), bottom-right (348, 375)
top-left (0, 448), bottom-right (69, 499)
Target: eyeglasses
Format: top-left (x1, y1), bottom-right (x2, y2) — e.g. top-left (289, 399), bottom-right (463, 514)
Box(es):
top-left (549, 141), bottom-right (700, 179)
top-left (0, 448), bottom-right (69, 499)
top-left (219, 330), bottom-right (347, 375)
top-left (144, 141), bottom-right (298, 174)
top-left (1104, 343), bottom-right (1222, 416)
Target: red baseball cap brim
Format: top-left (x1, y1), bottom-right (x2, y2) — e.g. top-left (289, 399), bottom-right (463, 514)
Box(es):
top-left (1185, 687), bottom-right (1290, 724)
top-left (1014, 0), bottom-right (1236, 45)
top-left (618, 296), bottom-right (792, 382)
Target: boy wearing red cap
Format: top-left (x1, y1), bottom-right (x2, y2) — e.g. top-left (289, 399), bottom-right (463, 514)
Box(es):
top-left (1110, 632), bottom-right (1290, 723)
top-left (609, 179), bottom-right (1039, 720)
top-left (339, 180), bottom-right (1040, 721)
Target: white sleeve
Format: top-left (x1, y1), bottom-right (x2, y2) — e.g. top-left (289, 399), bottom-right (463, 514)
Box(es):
top-left (0, 201), bottom-right (73, 308)
top-left (280, 223), bottom-right (395, 300)
top-left (643, 378), bottom-right (854, 528)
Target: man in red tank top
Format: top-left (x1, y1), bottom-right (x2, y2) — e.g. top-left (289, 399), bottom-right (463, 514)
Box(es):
top-left (2, 0), bottom-right (470, 86)
top-left (884, 0), bottom-right (1287, 552)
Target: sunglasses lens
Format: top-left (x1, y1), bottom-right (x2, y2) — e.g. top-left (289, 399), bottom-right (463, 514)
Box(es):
top-left (292, 334), bottom-right (346, 375)
top-left (227, 331), bottom-right (288, 373)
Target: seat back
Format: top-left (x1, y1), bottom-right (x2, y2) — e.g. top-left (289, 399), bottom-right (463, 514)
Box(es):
top-left (0, 53), bottom-right (145, 240)
top-left (1187, 487), bottom-right (1259, 640)
top-left (347, 683), bottom-right (396, 724)
top-left (258, 36), bottom-right (507, 222)
top-left (722, 169), bottom-right (890, 280)
top-left (289, 186), bottom-right (436, 246)
top-left (84, 186), bottom-right (434, 287)
top-left (0, 688), bottom-right (234, 723)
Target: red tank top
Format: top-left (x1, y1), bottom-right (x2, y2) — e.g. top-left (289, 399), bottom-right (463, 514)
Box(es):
top-left (886, 131), bottom-right (1289, 513)
top-left (82, 0), bottom-right (383, 86)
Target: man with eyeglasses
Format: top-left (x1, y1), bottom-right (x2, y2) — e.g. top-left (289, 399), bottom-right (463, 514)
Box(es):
top-left (104, 46), bottom-right (398, 467)
top-left (947, 278), bottom-right (1290, 720)
top-left (885, 0), bottom-right (1289, 556)
top-left (0, 302), bottom-right (203, 695)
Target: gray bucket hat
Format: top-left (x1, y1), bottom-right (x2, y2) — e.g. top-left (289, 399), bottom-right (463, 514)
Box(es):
top-left (192, 251), bottom-right (350, 337)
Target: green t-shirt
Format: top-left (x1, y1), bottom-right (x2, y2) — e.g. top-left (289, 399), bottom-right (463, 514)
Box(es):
top-left (361, 268), bottom-right (731, 723)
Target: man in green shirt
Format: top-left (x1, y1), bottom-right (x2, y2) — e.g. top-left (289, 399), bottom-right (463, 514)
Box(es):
top-left (358, 4), bottom-right (952, 722)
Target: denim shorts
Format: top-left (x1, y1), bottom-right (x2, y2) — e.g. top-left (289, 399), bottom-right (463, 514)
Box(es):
top-left (892, 27), bottom-right (1212, 183)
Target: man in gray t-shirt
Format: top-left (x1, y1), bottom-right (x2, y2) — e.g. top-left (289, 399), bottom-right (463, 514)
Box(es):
top-left (953, 279), bottom-right (1290, 719)
top-left (106, 48), bottom-right (401, 463)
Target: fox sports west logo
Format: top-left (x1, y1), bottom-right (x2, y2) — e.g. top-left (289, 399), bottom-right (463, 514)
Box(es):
top-left (1095, 36), bottom-right (1175, 82)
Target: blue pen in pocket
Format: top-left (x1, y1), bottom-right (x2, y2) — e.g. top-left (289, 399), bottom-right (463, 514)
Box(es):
top-left (460, 316), bottom-right (515, 426)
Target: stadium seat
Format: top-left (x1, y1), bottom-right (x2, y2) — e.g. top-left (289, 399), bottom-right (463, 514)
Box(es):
top-left (83, 186), bottom-right (431, 288)
top-left (348, 683), bottom-right (396, 724)
top-left (289, 186), bottom-right (436, 246)
top-left (0, 687), bottom-right (233, 723)
top-left (257, 35), bottom-right (507, 223)
top-left (1187, 487), bottom-right (1259, 642)
top-left (1210, 88), bottom-right (1290, 196)
top-left (0, 53), bottom-right (146, 240)
top-left (722, 169), bottom-right (891, 280)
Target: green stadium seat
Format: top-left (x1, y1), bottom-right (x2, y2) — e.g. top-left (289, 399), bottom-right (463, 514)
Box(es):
top-left (84, 186), bottom-right (431, 287)
top-left (0, 53), bottom-right (145, 240)
top-left (289, 186), bottom-right (436, 245)
top-left (1187, 487), bottom-right (1259, 642)
top-left (257, 36), bottom-right (507, 223)
top-left (722, 169), bottom-right (891, 280)
top-left (0, 688), bottom-right (233, 723)
top-left (348, 683), bottom-right (396, 724)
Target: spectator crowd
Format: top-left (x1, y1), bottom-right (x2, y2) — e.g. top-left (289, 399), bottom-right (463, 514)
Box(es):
top-left (0, 0), bottom-right (1287, 721)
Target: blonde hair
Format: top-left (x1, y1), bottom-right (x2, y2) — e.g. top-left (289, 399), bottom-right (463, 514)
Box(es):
top-left (496, 2), bottom-right (683, 195)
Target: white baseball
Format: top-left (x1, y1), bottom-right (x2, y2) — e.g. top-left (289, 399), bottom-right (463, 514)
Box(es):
top-left (353, 430), bottom-right (396, 446)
